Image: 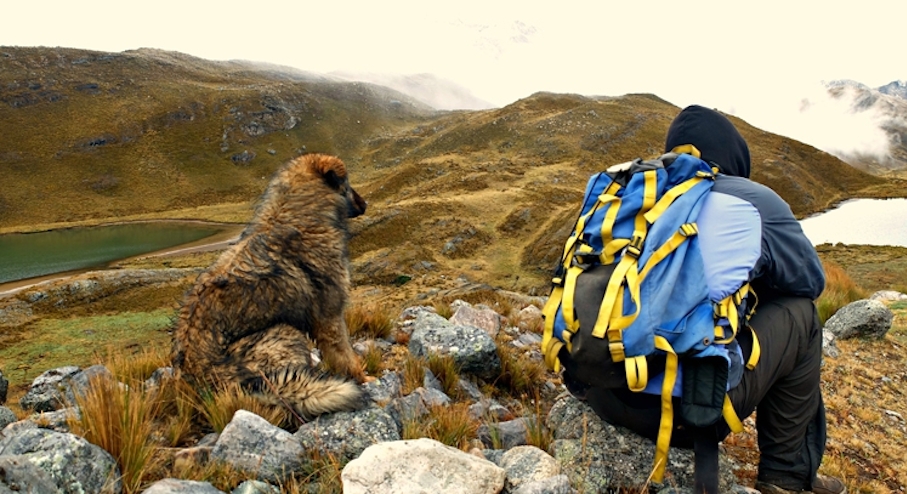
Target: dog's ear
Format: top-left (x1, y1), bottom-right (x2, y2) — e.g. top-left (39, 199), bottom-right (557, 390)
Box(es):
top-left (308, 154), bottom-right (347, 189)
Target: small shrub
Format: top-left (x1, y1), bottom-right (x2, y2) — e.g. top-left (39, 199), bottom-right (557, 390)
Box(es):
top-left (432, 301), bottom-right (454, 319)
top-left (69, 374), bottom-right (160, 494)
top-left (401, 353), bottom-right (427, 395)
top-left (817, 261), bottom-right (867, 324)
top-left (362, 342), bottom-right (385, 376)
top-left (196, 382), bottom-right (287, 433)
top-left (402, 403), bottom-right (478, 450)
top-left (426, 353), bottom-right (462, 399)
top-left (494, 342), bottom-right (546, 398)
top-left (346, 304), bottom-right (395, 340)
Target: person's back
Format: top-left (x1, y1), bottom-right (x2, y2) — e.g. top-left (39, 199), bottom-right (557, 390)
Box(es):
top-left (572, 105), bottom-right (845, 494)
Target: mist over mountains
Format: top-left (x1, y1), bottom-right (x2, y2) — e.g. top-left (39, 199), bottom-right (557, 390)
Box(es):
top-left (317, 70), bottom-right (907, 177)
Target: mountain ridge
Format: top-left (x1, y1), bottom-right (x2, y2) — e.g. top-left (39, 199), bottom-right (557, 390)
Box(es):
top-left (1, 47), bottom-right (904, 293)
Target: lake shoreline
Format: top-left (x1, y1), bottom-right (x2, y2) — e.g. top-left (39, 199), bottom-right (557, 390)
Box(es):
top-left (0, 221), bottom-right (243, 297)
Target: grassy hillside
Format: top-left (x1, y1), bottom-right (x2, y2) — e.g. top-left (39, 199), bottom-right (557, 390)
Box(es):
top-left (0, 47), bottom-right (436, 226)
top-left (2, 46), bottom-right (905, 294)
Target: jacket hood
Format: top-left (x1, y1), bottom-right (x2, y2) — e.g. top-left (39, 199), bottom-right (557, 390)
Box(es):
top-left (664, 105), bottom-right (751, 178)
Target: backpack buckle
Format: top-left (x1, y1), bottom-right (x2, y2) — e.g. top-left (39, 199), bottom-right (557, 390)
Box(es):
top-left (571, 251), bottom-right (601, 270)
top-left (626, 235), bottom-right (644, 259)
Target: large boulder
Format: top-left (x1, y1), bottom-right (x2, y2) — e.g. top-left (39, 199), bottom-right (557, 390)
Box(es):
top-left (19, 365), bottom-right (114, 413)
top-left (295, 406), bottom-right (400, 463)
top-left (546, 393), bottom-right (738, 493)
top-left (0, 426), bottom-right (121, 494)
top-left (210, 410), bottom-right (304, 483)
top-left (824, 299), bottom-right (893, 340)
top-left (341, 438), bottom-right (505, 494)
top-left (408, 312), bottom-right (502, 381)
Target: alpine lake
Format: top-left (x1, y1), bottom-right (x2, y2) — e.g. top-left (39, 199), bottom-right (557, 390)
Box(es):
top-left (0, 198), bottom-right (904, 288)
top-left (0, 221), bottom-right (233, 285)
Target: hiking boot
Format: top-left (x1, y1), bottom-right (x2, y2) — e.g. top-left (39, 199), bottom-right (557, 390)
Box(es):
top-left (754, 474), bottom-right (847, 494)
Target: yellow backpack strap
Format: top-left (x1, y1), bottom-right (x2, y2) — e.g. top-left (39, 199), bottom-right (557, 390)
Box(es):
top-left (642, 174), bottom-right (710, 225)
top-left (670, 144), bottom-right (701, 158)
top-left (713, 283), bottom-right (751, 344)
top-left (639, 223), bottom-right (698, 282)
top-left (650, 336), bottom-right (679, 484)
top-left (541, 289), bottom-right (565, 371)
top-left (746, 324), bottom-right (761, 370)
top-left (722, 395), bottom-right (744, 433)
top-left (624, 356), bottom-right (648, 392)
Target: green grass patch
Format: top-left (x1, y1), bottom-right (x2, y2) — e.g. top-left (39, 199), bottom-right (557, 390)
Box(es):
top-left (1, 309), bottom-right (174, 390)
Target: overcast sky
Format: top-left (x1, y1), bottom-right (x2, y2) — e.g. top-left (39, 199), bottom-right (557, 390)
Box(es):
top-left (3, 0), bottom-right (904, 159)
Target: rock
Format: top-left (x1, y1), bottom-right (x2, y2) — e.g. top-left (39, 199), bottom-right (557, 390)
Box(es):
top-left (231, 150), bottom-right (256, 165)
top-left (341, 438), bottom-right (505, 494)
top-left (295, 406), bottom-right (400, 462)
top-left (0, 455), bottom-right (60, 493)
top-left (499, 445), bottom-right (560, 492)
top-left (0, 406), bottom-right (16, 430)
top-left (144, 367), bottom-right (174, 389)
top-left (141, 478), bottom-right (226, 493)
top-left (477, 417), bottom-right (533, 449)
top-left (210, 410), bottom-right (305, 483)
top-left (824, 299), bottom-right (893, 340)
top-left (231, 480), bottom-right (280, 494)
top-left (363, 370), bottom-right (403, 405)
top-left (19, 365), bottom-right (114, 413)
top-left (822, 329), bottom-right (840, 359)
top-left (546, 393), bottom-right (737, 492)
top-left (28, 407), bottom-right (81, 432)
top-left (19, 366), bottom-right (81, 412)
top-left (511, 474), bottom-right (577, 494)
top-left (449, 303), bottom-right (504, 337)
top-left (468, 399), bottom-right (512, 422)
top-left (0, 426), bottom-right (122, 493)
top-left (869, 290), bottom-right (907, 301)
top-left (409, 311), bottom-right (502, 381)
top-left (457, 378), bottom-right (485, 402)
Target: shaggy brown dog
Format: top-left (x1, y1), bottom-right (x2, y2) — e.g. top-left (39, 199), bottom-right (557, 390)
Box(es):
top-left (171, 153), bottom-right (368, 419)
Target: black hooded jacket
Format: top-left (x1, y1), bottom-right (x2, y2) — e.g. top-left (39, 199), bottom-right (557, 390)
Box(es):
top-left (665, 105), bottom-right (825, 301)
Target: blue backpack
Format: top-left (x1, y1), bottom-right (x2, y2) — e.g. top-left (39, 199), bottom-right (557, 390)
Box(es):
top-left (541, 148), bottom-right (759, 482)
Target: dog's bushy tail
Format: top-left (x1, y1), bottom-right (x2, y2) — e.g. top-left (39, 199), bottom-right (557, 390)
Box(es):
top-left (249, 367), bottom-right (367, 420)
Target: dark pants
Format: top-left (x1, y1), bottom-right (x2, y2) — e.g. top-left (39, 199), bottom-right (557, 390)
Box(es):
top-left (579, 296), bottom-right (826, 491)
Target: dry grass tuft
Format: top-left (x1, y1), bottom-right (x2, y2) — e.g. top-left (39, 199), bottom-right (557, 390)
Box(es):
top-left (523, 395), bottom-right (554, 452)
top-left (426, 353), bottom-right (462, 399)
top-left (402, 403), bottom-right (478, 450)
top-left (361, 342), bottom-right (385, 376)
top-left (346, 303), bottom-right (395, 340)
top-left (817, 261), bottom-right (868, 324)
top-left (401, 353), bottom-right (427, 395)
top-left (195, 382), bottom-right (288, 433)
top-left (69, 374), bottom-right (161, 493)
top-left (493, 341), bottom-right (547, 399)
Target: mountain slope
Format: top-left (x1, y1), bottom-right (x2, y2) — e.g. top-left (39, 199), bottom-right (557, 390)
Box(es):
top-left (0, 46), bottom-right (437, 226)
top-left (825, 80), bottom-right (907, 175)
top-left (0, 47), bottom-right (901, 294)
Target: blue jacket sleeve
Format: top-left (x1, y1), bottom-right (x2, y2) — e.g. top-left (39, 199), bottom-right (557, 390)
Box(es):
top-left (710, 176), bottom-right (826, 299)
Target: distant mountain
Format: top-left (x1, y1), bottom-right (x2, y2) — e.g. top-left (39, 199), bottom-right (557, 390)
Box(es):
top-left (878, 80), bottom-right (907, 100)
top-left (825, 80), bottom-right (907, 174)
top-left (0, 47), bottom-right (901, 293)
top-left (330, 71), bottom-right (496, 111)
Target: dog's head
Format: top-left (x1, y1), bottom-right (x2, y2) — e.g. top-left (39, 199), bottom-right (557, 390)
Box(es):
top-left (299, 154), bottom-right (367, 218)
